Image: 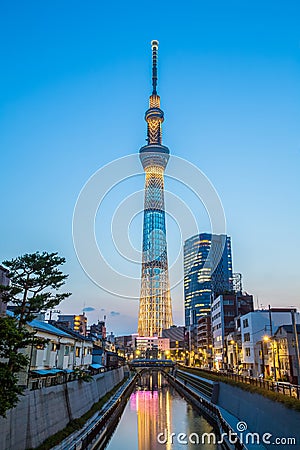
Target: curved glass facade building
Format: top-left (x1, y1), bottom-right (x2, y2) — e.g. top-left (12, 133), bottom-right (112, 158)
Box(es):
top-left (184, 233), bottom-right (233, 327)
top-left (138, 41), bottom-right (173, 337)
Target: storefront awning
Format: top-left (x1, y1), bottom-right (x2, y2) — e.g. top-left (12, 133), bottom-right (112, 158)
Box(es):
top-left (90, 363), bottom-right (104, 369)
top-left (31, 369), bottom-right (64, 376)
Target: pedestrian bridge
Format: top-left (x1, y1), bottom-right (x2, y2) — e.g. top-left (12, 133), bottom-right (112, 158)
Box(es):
top-left (129, 358), bottom-right (175, 369)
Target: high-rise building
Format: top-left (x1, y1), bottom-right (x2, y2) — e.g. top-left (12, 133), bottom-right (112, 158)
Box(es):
top-left (138, 41), bottom-right (173, 337)
top-left (184, 233), bottom-right (233, 327)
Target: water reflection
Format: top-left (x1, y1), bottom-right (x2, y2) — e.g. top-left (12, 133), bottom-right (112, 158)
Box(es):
top-left (106, 371), bottom-right (220, 450)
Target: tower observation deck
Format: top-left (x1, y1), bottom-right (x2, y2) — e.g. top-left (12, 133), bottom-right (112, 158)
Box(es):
top-left (137, 41), bottom-right (173, 337)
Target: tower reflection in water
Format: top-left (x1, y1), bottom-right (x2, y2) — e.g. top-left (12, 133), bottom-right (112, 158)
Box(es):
top-left (106, 371), bottom-right (220, 450)
top-left (130, 371), bottom-right (172, 450)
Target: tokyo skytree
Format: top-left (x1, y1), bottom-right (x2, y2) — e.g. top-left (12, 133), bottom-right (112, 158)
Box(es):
top-left (137, 41), bottom-right (173, 337)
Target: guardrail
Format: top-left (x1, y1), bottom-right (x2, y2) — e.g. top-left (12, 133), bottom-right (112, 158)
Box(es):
top-left (179, 366), bottom-right (300, 399)
top-left (176, 370), bottom-right (215, 400)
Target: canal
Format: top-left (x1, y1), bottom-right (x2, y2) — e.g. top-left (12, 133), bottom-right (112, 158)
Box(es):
top-left (105, 371), bottom-right (222, 449)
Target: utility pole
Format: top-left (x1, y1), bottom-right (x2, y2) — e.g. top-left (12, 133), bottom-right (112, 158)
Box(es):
top-left (261, 341), bottom-right (265, 379)
top-left (291, 309), bottom-right (300, 385)
top-left (268, 305), bottom-right (277, 380)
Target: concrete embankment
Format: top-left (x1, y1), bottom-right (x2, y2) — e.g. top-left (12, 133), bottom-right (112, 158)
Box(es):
top-left (217, 381), bottom-right (300, 448)
top-left (170, 369), bottom-right (300, 449)
top-left (0, 367), bottom-right (124, 450)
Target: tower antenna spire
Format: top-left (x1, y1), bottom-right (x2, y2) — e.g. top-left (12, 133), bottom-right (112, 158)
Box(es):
top-left (151, 40), bottom-right (159, 95)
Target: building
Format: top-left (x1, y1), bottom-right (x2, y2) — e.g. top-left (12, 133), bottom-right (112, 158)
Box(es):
top-left (0, 265), bottom-right (9, 316)
top-left (184, 233), bottom-right (233, 328)
top-left (211, 293), bottom-right (253, 370)
top-left (240, 308), bottom-right (300, 377)
top-left (162, 326), bottom-right (185, 361)
top-left (197, 316), bottom-right (213, 368)
top-left (57, 313), bottom-right (87, 336)
top-left (90, 320), bottom-right (106, 339)
top-left (115, 335), bottom-right (134, 359)
top-left (135, 336), bottom-right (170, 359)
top-left (137, 41), bottom-right (173, 338)
top-left (273, 324), bottom-right (300, 384)
top-left (16, 318), bottom-right (93, 389)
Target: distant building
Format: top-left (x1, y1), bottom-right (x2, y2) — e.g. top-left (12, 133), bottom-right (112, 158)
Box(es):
top-left (90, 320), bottom-right (106, 339)
top-left (107, 332), bottom-right (115, 344)
top-left (115, 335), bottom-right (132, 349)
top-left (57, 314), bottom-right (87, 336)
top-left (0, 265), bottom-right (9, 316)
top-left (115, 335), bottom-right (134, 359)
top-left (240, 308), bottom-right (300, 377)
top-left (211, 293), bottom-right (253, 370)
top-left (162, 326), bottom-right (185, 360)
top-left (135, 336), bottom-right (170, 359)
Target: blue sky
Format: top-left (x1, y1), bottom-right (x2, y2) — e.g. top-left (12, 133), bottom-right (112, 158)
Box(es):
top-left (1, 1), bottom-right (300, 334)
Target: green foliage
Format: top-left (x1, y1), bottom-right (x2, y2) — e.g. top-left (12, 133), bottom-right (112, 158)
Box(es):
top-left (1, 251), bottom-right (71, 326)
top-left (73, 367), bottom-right (93, 382)
top-left (0, 365), bottom-right (24, 417)
top-left (0, 251), bottom-right (71, 417)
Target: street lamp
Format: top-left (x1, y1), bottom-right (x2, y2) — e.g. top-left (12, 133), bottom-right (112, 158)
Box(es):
top-left (263, 335), bottom-right (277, 381)
top-left (260, 335), bottom-right (271, 379)
top-left (230, 340), bottom-right (238, 372)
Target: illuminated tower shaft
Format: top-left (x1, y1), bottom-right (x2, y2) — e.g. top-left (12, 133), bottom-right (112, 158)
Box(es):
top-left (138, 41), bottom-right (173, 337)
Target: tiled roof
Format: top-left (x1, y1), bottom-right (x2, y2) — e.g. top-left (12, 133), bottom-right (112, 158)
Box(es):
top-left (29, 319), bottom-right (74, 338)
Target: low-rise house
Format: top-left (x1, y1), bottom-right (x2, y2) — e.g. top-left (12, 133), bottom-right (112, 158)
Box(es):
top-left (241, 308), bottom-right (300, 378)
top-left (273, 324), bottom-right (300, 384)
top-left (49, 322), bottom-right (93, 368)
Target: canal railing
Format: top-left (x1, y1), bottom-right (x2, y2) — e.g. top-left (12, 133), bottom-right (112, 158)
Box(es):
top-left (179, 365), bottom-right (300, 399)
top-left (175, 369), bottom-right (219, 403)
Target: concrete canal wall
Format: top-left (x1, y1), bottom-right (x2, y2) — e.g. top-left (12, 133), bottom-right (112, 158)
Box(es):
top-left (217, 381), bottom-right (300, 447)
top-left (0, 367), bottom-right (124, 450)
top-left (171, 370), bottom-right (300, 449)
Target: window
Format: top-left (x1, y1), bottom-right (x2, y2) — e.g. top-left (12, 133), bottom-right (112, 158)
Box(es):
top-left (224, 299), bottom-right (234, 305)
top-left (243, 318), bottom-right (249, 328)
top-left (245, 348), bottom-right (251, 357)
top-left (244, 333), bottom-right (250, 342)
top-left (75, 347), bottom-right (80, 357)
top-left (64, 346), bottom-right (70, 356)
top-left (36, 343), bottom-right (45, 350)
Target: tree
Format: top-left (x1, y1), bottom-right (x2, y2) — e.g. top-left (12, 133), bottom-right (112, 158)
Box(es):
top-left (0, 251), bottom-right (71, 417)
